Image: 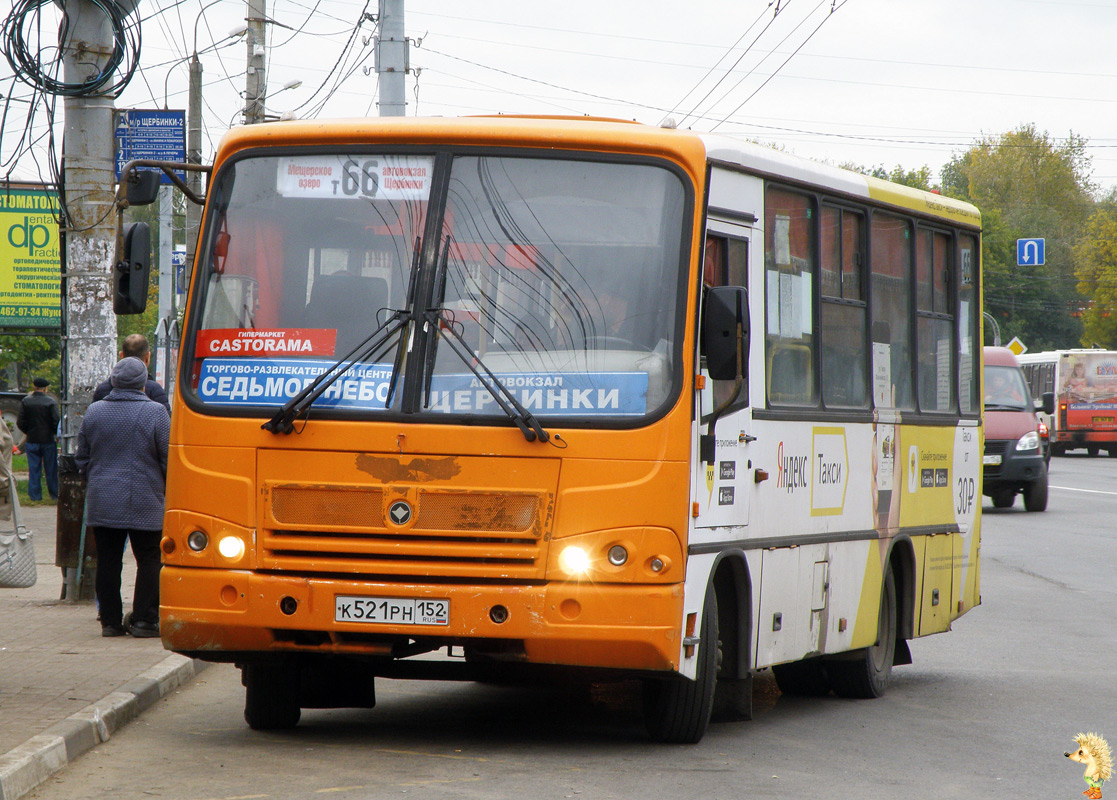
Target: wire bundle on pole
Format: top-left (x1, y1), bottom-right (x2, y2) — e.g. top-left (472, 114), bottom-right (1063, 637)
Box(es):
top-left (3, 0), bottom-right (143, 98)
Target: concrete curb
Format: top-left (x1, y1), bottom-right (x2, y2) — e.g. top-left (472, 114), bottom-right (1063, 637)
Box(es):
top-left (0, 654), bottom-right (208, 800)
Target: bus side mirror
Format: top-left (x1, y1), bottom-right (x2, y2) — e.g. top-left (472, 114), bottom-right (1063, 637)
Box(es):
top-left (125, 170), bottom-right (161, 206)
top-left (703, 285), bottom-right (749, 381)
top-left (1040, 391), bottom-right (1055, 416)
top-left (114, 222), bottom-right (151, 314)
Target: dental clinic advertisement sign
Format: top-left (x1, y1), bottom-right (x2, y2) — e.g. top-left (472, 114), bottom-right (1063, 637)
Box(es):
top-left (197, 357), bottom-right (649, 416)
top-left (0, 187), bottom-right (60, 329)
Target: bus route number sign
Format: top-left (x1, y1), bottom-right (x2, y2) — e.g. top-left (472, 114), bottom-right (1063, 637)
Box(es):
top-left (335, 595), bottom-right (450, 626)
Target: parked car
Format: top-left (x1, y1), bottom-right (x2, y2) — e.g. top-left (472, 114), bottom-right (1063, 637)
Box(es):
top-left (982, 347), bottom-right (1054, 511)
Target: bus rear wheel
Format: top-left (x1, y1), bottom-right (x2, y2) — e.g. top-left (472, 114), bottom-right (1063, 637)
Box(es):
top-left (643, 584), bottom-right (717, 744)
top-left (243, 662), bottom-right (301, 730)
top-left (826, 567), bottom-right (897, 699)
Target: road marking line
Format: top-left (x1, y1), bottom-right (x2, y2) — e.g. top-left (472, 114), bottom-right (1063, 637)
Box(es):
top-left (316, 788), bottom-right (366, 794)
top-left (1050, 485), bottom-right (1117, 496)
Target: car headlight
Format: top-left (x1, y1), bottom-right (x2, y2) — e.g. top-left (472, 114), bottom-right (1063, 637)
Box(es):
top-left (1016, 431), bottom-right (1040, 451)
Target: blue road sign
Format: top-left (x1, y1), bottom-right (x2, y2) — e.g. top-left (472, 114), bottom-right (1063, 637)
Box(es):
top-left (114, 109), bottom-right (186, 184)
top-left (1017, 238), bottom-right (1045, 266)
top-left (173, 246), bottom-right (187, 296)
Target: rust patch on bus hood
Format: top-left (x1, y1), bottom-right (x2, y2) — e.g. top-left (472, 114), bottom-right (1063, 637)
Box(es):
top-left (355, 454), bottom-right (462, 482)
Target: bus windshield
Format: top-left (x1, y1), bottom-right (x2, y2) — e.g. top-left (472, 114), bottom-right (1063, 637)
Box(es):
top-left (188, 151), bottom-right (688, 425)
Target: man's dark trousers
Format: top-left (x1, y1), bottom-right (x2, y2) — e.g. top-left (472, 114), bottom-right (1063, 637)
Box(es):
top-left (92, 527), bottom-right (161, 627)
top-left (24, 442), bottom-right (57, 500)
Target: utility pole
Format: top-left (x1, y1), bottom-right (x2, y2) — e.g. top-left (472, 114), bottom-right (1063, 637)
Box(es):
top-left (245, 0), bottom-right (268, 125)
top-left (185, 54), bottom-right (203, 293)
top-left (58, 0), bottom-right (123, 599)
top-left (377, 0), bottom-right (408, 116)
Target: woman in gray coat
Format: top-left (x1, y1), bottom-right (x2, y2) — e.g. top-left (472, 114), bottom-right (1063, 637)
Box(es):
top-left (76, 357), bottom-right (170, 638)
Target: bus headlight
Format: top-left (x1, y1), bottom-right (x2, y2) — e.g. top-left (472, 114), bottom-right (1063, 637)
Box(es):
top-left (217, 536), bottom-right (246, 560)
top-left (559, 546), bottom-right (591, 576)
top-left (187, 530), bottom-right (209, 552)
top-left (1016, 431), bottom-right (1040, 451)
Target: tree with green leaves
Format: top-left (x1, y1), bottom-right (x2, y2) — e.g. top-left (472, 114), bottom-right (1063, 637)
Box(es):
top-left (1073, 206), bottom-right (1117, 348)
top-left (942, 124), bottom-right (1094, 350)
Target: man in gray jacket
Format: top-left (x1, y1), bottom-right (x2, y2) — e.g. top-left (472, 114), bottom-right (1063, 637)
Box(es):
top-left (76, 357), bottom-right (170, 638)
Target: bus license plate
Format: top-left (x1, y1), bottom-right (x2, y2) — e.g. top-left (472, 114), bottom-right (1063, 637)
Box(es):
top-left (982, 454), bottom-right (1002, 465)
top-left (1094, 416), bottom-right (1113, 423)
top-left (335, 596), bottom-right (449, 626)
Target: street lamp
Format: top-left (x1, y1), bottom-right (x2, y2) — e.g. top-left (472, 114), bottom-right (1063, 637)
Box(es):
top-left (163, 24), bottom-right (247, 109)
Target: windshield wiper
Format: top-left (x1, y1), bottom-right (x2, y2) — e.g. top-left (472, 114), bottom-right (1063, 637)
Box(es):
top-left (425, 312), bottom-right (550, 443)
top-left (262, 239), bottom-right (423, 434)
top-left (418, 235), bottom-right (549, 443)
top-left (260, 313), bottom-right (407, 434)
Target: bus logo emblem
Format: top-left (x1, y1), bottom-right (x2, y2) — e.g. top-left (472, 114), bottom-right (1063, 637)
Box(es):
top-left (388, 501), bottom-right (413, 525)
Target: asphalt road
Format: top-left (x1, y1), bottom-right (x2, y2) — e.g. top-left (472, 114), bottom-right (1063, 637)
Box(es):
top-left (26, 453), bottom-right (1117, 800)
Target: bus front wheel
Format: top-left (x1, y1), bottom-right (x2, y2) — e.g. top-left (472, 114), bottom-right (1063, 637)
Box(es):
top-left (826, 567), bottom-right (897, 699)
top-left (243, 662), bottom-right (301, 730)
top-left (643, 584), bottom-right (717, 744)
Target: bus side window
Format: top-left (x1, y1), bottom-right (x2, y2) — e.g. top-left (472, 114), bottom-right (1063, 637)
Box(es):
top-left (870, 212), bottom-right (914, 411)
top-left (916, 228), bottom-right (954, 413)
top-left (764, 187), bottom-right (817, 407)
top-left (820, 206), bottom-right (867, 409)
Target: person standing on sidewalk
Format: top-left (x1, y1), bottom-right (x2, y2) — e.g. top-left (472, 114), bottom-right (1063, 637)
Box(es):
top-left (91, 334), bottom-right (170, 412)
top-left (76, 358), bottom-right (170, 638)
top-left (17, 377), bottom-right (59, 501)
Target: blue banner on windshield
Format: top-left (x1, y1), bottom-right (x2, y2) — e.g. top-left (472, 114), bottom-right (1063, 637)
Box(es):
top-left (197, 358), bottom-right (649, 416)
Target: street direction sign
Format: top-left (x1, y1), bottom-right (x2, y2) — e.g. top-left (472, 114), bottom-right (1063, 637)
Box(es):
top-left (1016, 238), bottom-right (1045, 266)
top-left (114, 109), bottom-right (186, 184)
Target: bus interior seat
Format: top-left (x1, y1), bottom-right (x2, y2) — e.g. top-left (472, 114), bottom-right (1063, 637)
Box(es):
top-left (303, 274), bottom-right (389, 355)
top-left (767, 342), bottom-right (813, 404)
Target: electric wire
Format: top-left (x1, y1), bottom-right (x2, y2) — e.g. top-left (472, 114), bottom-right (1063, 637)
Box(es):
top-left (710, 0), bottom-right (848, 132)
top-left (672, 0), bottom-right (788, 128)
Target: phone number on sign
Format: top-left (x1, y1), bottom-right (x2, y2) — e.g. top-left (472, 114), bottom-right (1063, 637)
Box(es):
top-left (0, 306), bottom-right (57, 318)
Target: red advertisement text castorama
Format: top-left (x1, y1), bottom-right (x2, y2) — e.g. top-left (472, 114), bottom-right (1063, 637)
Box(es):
top-left (196, 328), bottom-right (338, 358)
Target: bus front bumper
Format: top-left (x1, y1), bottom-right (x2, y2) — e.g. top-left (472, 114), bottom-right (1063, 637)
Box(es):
top-left (160, 566), bottom-right (684, 673)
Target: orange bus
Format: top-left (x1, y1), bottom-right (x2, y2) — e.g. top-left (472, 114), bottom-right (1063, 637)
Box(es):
top-left (117, 116), bottom-right (983, 743)
top-left (1018, 349), bottom-right (1117, 456)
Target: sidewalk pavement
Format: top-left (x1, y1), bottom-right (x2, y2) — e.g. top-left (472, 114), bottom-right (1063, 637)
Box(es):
top-left (0, 505), bottom-right (208, 800)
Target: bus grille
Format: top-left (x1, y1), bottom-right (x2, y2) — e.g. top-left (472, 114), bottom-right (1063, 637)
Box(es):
top-left (262, 484), bottom-right (549, 579)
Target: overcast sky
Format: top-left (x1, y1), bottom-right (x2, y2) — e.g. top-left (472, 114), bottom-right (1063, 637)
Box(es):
top-left (6, 0), bottom-right (1117, 191)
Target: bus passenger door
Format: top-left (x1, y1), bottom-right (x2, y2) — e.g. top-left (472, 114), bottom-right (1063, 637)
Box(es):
top-left (693, 216), bottom-right (754, 534)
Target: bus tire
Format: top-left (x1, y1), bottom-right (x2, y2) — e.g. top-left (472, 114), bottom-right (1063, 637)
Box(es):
top-left (826, 567), bottom-right (897, 699)
top-left (243, 663), bottom-right (301, 730)
top-left (643, 584), bottom-right (717, 744)
top-left (1088, 445), bottom-right (1100, 457)
top-left (1024, 472), bottom-right (1048, 512)
top-left (772, 659), bottom-right (830, 696)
